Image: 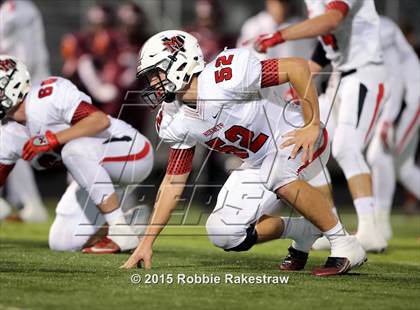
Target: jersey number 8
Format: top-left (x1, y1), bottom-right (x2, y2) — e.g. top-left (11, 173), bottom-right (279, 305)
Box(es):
top-left (38, 78), bottom-right (57, 98)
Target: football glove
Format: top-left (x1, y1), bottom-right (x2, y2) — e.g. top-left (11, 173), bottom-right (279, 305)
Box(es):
top-left (23, 131), bottom-right (60, 161)
top-left (254, 31), bottom-right (285, 53)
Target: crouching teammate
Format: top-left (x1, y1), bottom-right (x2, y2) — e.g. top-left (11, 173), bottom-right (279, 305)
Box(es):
top-left (0, 55), bottom-right (154, 253)
top-left (121, 30), bottom-right (366, 276)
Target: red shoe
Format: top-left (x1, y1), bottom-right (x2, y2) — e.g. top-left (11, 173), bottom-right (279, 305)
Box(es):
top-left (279, 246), bottom-right (308, 271)
top-left (311, 257), bottom-right (352, 276)
top-left (82, 237), bottom-right (121, 254)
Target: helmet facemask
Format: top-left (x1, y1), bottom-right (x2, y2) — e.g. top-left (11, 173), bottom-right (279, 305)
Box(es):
top-left (0, 68), bottom-right (17, 120)
top-left (137, 59), bottom-right (179, 109)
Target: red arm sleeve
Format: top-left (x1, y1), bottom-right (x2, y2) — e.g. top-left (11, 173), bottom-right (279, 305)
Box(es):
top-left (70, 101), bottom-right (100, 125)
top-left (166, 147), bottom-right (195, 175)
top-left (325, 1), bottom-right (349, 16)
top-left (260, 59), bottom-right (280, 88)
top-left (0, 164), bottom-right (15, 187)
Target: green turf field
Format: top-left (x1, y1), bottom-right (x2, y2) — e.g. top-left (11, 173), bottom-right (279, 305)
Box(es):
top-left (0, 212), bottom-right (419, 310)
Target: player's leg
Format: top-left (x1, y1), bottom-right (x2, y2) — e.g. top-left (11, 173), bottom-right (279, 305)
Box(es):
top-left (206, 168), bottom-right (281, 250)
top-left (367, 127), bottom-right (396, 241)
top-left (81, 132), bottom-right (154, 253)
top-left (61, 136), bottom-right (140, 252)
top-left (332, 66), bottom-right (388, 252)
top-left (307, 168), bottom-right (339, 250)
top-left (6, 160), bottom-right (48, 222)
top-left (260, 125), bottom-right (366, 276)
top-left (0, 196), bottom-right (12, 220)
top-left (49, 181), bottom-right (105, 251)
top-left (205, 166), bottom-right (321, 270)
top-left (394, 105), bottom-right (420, 198)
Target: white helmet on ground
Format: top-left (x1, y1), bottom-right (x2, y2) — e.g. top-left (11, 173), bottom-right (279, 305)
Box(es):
top-left (0, 55), bottom-right (31, 119)
top-left (136, 30), bottom-right (204, 108)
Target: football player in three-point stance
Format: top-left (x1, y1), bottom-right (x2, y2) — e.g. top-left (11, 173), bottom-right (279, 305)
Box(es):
top-left (254, 0), bottom-right (390, 253)
top-left (121, 30), bottom-right (367, 276)
top-left (0, 55), bottom-right (153, 253)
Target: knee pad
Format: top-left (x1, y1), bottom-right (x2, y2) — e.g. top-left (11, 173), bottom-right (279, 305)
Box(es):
top-left (224, 224), bottom-right (258, 252)
top-left (206, 213), bottom-right (257, 251)
top-left (332, 127), bottom-right (370, 179)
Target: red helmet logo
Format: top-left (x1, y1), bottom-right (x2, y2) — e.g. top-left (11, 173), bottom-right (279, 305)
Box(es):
top-left (0, 59), bottom-right (16, 72)
top-left (162, 36), bottom-right (186, 53)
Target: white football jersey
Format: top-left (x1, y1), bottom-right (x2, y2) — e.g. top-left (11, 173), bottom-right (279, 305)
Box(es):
top-left (0, 0), bottom-right (50, 83)
top-left (0, 121), bottom-right (28, 165)
top-left (305, 0), bottom-right (383, 71)
top-left (379, 16), bottom-right (420, 122)
top-left (25, 77), bottom-right (135, 139)
top-left (157, 48), bottom-right (303, 166)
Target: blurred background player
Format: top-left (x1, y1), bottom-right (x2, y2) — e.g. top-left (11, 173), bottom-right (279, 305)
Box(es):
top-left (253, 0), bottom-right (389, 252)
top-left (238, 0), bottom-right (315, 60)
top-left (0, 0), bottom-right (49, 222)
top-left (367, 16), bottom-right (420, 241)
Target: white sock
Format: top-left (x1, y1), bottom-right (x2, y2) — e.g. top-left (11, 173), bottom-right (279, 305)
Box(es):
top-left (323, 221), bottom-right (348, 249)
top-left (354, 197), bottom-right (375, 216)
top-left (332, 206), bottom-right (338, 216)
top-left (104, 208), bottom-right (138, 251)
top-left (281, 217), bottom-right (320, 253)
top-left (103, 208), bottom-right (125, 225)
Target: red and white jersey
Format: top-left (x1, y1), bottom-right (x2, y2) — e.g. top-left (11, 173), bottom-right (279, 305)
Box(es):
top-left (25, 77), bottom-right (135, 139)
top-left (0, 0), bottom-right (50, 83)
top-left (305, 0), bottom-right (383, 71)
top-left (157, 48), bottom-right (303, 167)
top-left (0, 121), bottom-right (28, 166)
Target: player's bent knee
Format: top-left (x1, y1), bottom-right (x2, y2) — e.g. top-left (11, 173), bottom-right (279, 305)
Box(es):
top-left (61, 138), bottom-right (100, 163)
top-left (206, 214), bottom-right (256, 251)
top-left (332, 138), bottom-right (370, 179)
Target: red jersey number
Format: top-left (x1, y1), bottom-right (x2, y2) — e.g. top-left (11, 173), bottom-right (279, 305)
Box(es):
top-left (205, 125), bottom-right (268, 159)
top-left (214, 55), bottom-right (234, 83)
top-left (38, 78), bottom-right (57, 99)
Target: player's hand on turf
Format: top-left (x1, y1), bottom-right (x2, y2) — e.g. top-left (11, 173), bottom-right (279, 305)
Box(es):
top-left (120, 244), bottom-right (153, 269)
top-left (280, 123), bottom-right (320, 164)
top-left (22, 131), bottom-right (60, 161)
top-left (253, 31), bottom-right (285, 53)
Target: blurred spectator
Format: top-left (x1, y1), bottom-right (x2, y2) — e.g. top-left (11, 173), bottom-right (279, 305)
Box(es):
top-left (61, 4), bottom-right (120, 116)
top-left (237, 0), bottom-right (315, 60)
top-left (61, 3), bottom-right (150, 131)
top-left (115, 1), bottom-right (151, 132)
top-left (185, 0), bottom-right (226, 62)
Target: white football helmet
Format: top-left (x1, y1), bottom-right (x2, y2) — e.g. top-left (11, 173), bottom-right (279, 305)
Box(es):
top-left (137, 30), bottom-right (205, 108)
top-left (0, 55), bottom-right (31, 119)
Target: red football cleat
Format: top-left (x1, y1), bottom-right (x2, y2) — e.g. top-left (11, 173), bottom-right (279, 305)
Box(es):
top-left (82, 237), bottom-right (121, 254)
top-left (311, 257), bottom-right (352, 276)
top-left (279, 246), bottom-right (308, 271)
